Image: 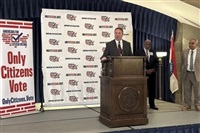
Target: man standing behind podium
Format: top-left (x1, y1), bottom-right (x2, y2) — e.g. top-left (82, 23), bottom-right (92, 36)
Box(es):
top-left (101, 27), bottom-right (132, 61)
top-left (135, 39), bottom-right (159, 110)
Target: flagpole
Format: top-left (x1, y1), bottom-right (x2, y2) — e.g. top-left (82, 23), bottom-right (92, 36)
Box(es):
top-left (169, 30), bottom-right (179, 94)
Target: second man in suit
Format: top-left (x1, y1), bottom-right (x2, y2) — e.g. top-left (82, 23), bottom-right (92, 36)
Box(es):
top-left (101, 27), bottom-right (132, 61)
top-left (181, 38), bottom-right (200, 111)
top-left (135, 39), bottom-right (159, 110)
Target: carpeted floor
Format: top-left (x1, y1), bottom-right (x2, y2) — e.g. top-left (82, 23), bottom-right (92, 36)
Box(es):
top-left (1, 100), bottom-right (200, 133)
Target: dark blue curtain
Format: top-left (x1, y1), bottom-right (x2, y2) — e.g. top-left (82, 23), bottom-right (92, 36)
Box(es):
top-left (0, 0), bottom-right (177, 102)
top-left (132, 6), bottom-right (177, 101)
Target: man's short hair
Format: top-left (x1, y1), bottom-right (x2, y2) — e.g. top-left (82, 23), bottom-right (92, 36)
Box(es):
top-left (144, 39), bottom-right (151, 43)
top-left (190, 38), bottom-right (198, 44)
top-left (115, 27), bottom-right (123, 34)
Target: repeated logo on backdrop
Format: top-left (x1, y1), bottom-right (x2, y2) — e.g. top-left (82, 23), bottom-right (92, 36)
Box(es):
top-left (85, 39), bottom-right (94, 46)
top-left (49, 56), bottom-right (60, 62)
top-left (48, 22), bottom-right (58, 28)
top-left (67, 31), bottom-right (77, 37)
top-left (41, 9), bottom-right (132, 106)
top-left (101, 16), bottom-right (110, 22)
top-left (85, 23), bottom-right (94, 30)
top-left (86, 71), bottom-right (96, 77)
top-left (118, 24), bottom-right (127, 30)
top-left (86, 87), bottom-right (95, 93)
top-left (49, 39), bottom-right (59, 45)
top-left (69, 80), bottom-right (78, 86)
top-left (50, 72), bottom-right (60, 78)
top-left (85, 55), bottom-right (95, 61)
top-left (68, 47), bottom-right (77, 53)
top-left (69, 96), bottom-right (78, 102)
top-left (66, 14), bottom-right (76, 21)
top-left (102, 32), bottom-right (110, 38)
top-left (68, 63), bottom-right (78, 70)
top-left (51, 89), bottom-right (61, 95)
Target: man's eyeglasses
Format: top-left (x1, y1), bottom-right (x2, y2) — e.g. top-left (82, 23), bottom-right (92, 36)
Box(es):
top-left (189, 42), bottom-right (195, 44)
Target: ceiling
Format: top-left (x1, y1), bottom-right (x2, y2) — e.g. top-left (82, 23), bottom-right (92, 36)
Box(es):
top-left (181, 0), bottom-right (200, 8)
top-left (122, 0), bottom-right (200, 28)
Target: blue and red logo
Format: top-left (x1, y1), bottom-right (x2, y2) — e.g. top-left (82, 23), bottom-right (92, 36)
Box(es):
top-left (68, 47), bottom-right (77, 53)
top-left (51, 89), bottom-right (61, 95)
top-left (101, 16), bottom-right (110, 22)
top-left (2, 30), bottom-right (29, 48)
top-left (48, 22), bottom-right (58, 28)
top-left (85, 23), bottom-right (94, 30)
top-left (49, 39), bottom-right (59, 45)
top-left (69, 80), bottom-right (78, 86)
top-left (67, 31), bottom-right (77, 37)
top-left (49, 56), bottom-right (60, 62)
top-left (118, 24), bottom-right (127, 30)
top-left (86, 87), bottom-right (95, 93)
top-left (86, 55), bottom-right (95, 61)
top-left (66, 14), bottom-right (76, 21)
top-left (69, 96), bottom-right (78, 102)
top-left (102, 32), bottom-right (110, 38)
top-left (50, 72), bottom-right (60, 78)
top-left (86, 71), bottom-right (96, 77)
top-left (85, 39), bottom-right (94, 46)
top-left (68, 63), bottom-right (78, 69)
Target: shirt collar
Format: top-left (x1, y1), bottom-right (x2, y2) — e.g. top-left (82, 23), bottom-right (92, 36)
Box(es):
top-left (143, 48), bottom-right (150, 52)
top-left (190, 48), bottom-right (197, 52)
top-left (115, 39), bottom-right (122, 44)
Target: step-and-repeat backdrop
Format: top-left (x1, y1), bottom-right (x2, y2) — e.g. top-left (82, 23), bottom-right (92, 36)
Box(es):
top-left (41, 9), bottom-right (133, 107)
top-left (0, 19), bottom-right (35, 117)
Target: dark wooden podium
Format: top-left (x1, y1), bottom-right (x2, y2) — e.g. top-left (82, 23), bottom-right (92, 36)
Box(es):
top-left (99, 56), bottom-right (148, 127)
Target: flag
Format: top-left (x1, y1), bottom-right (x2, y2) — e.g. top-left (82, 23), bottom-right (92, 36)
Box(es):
top-left (169, 31), bottom-right (179, 93)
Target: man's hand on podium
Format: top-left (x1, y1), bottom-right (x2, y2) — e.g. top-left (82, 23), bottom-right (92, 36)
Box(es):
top-left (101, 57), bottom-right (107, 62)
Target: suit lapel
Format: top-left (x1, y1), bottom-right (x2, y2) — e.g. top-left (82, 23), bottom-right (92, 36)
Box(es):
top-left (142, 49), bottom-right (146, 56)
top-left (185, 49), bottom-right (189, 66)
top-left (195, 47), bottom-right (200, 64)
top-left (122, 40), bottom-right (126, 55)
top-left (112, 40), bottom-right (119, 55)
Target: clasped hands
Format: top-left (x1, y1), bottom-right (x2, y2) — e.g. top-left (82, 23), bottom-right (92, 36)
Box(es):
top-left (146, 69), bottom-right (155, 74)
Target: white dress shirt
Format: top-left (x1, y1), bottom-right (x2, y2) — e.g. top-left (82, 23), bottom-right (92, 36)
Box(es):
top-left (115, 40), bottom-right (123, 49)
top-left (144, 48), bottom-right (150, 58)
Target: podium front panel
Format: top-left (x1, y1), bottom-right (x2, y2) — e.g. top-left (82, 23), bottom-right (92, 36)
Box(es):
top-left (99, 76), bottom-right (148, 127)
top-left (105, 56), bottom-right (146, 77)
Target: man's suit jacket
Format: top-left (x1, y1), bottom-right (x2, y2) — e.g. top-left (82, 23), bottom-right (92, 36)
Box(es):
top-left (182, 47), bottom-right (200, 81)
top-left (135, 49), bottom-right (158, 70)
top-left (101, 39), bottom-right (132, 58)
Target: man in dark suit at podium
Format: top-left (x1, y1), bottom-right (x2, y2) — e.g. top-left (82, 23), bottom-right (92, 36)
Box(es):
top-left (101, 27), bottom-right (132, 61)
top-left (135, 39), bottom-right (159, 110)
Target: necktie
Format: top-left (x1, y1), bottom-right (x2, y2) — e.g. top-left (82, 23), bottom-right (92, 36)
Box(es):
top-left (190, 50), bottom-right (193, 71)
top-left (118, 41), bottom-right (122, 56)
top-left (146, 49), bottom-right (150, 62)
